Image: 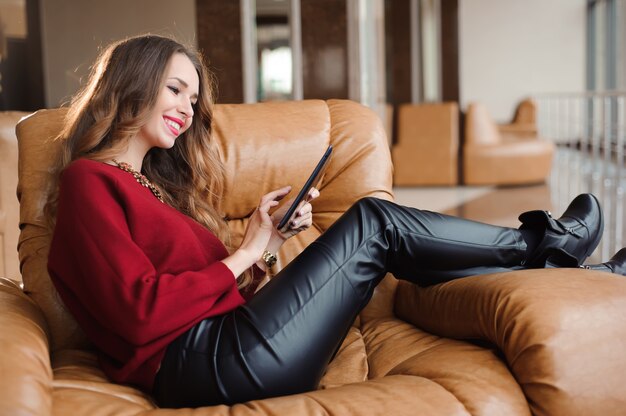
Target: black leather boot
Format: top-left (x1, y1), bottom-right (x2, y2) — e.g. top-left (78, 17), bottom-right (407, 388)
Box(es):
top-left (519, 193), bottom-right (604, 268)
top-left (581, 248), bottom-right (626, 276)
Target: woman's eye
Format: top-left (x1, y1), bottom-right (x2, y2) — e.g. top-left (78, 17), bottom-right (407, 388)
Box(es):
top-left (168, 86), bottom-right (180, 94)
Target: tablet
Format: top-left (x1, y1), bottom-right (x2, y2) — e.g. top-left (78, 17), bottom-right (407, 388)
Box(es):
top-left (277, 145), bottom-right (333, 230)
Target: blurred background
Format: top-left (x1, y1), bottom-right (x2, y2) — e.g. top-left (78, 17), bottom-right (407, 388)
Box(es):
top-left (2, 0), bottom-right (613, 117)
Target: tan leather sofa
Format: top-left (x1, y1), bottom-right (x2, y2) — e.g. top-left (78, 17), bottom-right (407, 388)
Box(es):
top-left (499, 98), bottom-right (538, 136)
top-left (0, 111), bottom-right (28, 281)
top-left (463, 102), bottom-right (555, 186)
top-left (392, 102), bottom-right (459, 186)
top-left (2, 100), bottom-right (626, 415)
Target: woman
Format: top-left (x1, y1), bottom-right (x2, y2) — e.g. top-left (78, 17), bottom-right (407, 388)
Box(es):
top-left (46, 35), bottom-right (625, 408)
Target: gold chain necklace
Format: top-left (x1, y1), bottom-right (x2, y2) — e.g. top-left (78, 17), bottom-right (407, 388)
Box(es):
top-left (112, 159), bottom-right (164, 203)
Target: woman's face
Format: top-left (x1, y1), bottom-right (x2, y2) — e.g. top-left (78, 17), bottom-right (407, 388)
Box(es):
top-left (137, 53), bottom-right (200, 150)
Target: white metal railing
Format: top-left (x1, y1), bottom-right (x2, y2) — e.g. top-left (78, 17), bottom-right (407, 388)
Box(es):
top-left (536, 92), bottom-right (625, 159)
top-left (535, 92), bottom-right (626, 261)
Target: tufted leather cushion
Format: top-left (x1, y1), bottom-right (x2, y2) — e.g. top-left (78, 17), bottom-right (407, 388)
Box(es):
top-left (395, 269), bottom-right (626, 415)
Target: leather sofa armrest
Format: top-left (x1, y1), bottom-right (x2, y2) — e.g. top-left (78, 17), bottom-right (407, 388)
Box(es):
top-left (0, 276), bottom-right (23, 289)
top-left (0, 277), bottom-right (53, 416)
top-left (498, 123), bottom-right (538, 137)
top-left (394, 269), bottom-right (626, 416)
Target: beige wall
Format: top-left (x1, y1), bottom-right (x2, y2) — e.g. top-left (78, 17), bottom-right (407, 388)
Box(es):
top-left (40, 0), bottom-right (195, 107)
top-left (459, 0), bottom-right (586, 122)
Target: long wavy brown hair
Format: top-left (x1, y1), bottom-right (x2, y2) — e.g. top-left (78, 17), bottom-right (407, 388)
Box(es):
top-left (45, 35), bottom-right (252, 288)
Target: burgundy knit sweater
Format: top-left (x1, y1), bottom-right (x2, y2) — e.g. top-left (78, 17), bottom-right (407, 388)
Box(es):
top-left (48, 159), bottom-right (250, 391)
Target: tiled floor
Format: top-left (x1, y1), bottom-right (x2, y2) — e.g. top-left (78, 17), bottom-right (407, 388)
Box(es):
top-left (393, 147), bottom-right (625, 264)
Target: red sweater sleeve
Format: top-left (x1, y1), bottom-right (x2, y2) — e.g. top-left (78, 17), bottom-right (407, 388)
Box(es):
top-left (48, 163), bottom-right (245, 349)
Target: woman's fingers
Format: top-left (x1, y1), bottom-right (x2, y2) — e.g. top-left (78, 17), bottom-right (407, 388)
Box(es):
top-left (260, 186), bottom-right (292, 206)
top-left (279, 187), bottom-right (320, 234)
top-left (296, 202), bottom-right (313, 216)
top-left (307, 187), bottom-right (320, 201)
top-left (259, 199), bottom-right (279, 214)
top-left (290, 210), bottom-right (312, 228)
top-left (255, 187), bottom-right (292, 225)
top-left (256, 201), bottom-right (279, 230)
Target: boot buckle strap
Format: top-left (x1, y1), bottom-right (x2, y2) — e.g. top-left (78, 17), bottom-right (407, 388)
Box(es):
top-left (564, 227), bottom-right (584, 238)
top-left (519, 210), bottom-right (584, 238)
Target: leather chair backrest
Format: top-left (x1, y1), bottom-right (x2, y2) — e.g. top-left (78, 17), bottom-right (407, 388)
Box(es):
top-left (15, 99), bottom-right (393, 351)
top-left (464, 102), bottom-right (502, 146)
top-left (393, 102), bottom-right (459, 186)
top-left (512, 98), bottom-right (537, 125)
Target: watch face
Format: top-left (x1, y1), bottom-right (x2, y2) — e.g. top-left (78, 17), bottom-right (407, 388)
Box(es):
top-left (262, 251), bottom-right (277, 268)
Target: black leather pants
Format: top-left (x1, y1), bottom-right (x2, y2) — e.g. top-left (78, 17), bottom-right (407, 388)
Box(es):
top-left (153, 197), bottom-right (527, 408)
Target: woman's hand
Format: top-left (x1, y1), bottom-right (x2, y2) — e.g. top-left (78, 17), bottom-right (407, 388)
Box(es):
top-left (221, 186), bottom-right (291, 278)
top-left (271, 187), bottom-right (320, 240)
top-left (251, 187), bottom-right (320, 275)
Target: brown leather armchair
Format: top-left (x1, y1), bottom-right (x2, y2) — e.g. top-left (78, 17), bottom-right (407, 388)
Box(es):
top-left (2, 100), bottom-right (626, 415)
top-left (498, 98), bottom-right (538, 136)
top-left (463, 102), bottom-right (554, 186)
top-left (392, 102), bottom-right (459, 186)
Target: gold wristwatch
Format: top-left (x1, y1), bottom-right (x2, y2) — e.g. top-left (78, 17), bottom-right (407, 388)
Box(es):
top-left (261, 250), bottom-right (277, 268)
